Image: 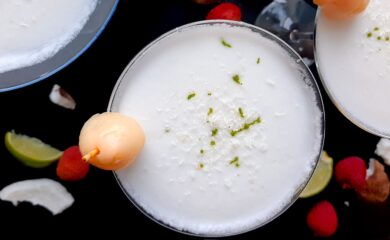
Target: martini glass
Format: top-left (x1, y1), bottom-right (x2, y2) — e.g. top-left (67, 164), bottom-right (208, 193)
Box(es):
top-left (0, 0), bottom-right (119, 92)
top-left (109, 20), bottom-right (325, 237)
top-left (255, 0), bottom-right (316, 65)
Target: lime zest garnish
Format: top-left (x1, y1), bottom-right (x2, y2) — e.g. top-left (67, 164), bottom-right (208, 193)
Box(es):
top-left (187, 92), bottom-right (196, 100)
top-left (208, 108), bottom-right (214, 116)
top-left (230, 117), bottom-right (261, 137)
top-left (211, 128), bottom-right (218, 137)
top-left (229, 156), bottom-right (240, 168)
top-left (221, 39), bottom-right (232, 48)
top-left (238, 108), bottom-right (245, 118)
top-left (232, 74), bottom-right (242, 85)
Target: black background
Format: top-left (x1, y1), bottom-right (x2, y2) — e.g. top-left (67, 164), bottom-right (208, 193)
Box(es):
top-left (0, 0), bottom-right (389, 238)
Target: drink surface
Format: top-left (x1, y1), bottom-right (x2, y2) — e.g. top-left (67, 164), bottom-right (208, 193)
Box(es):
top-left (0, 0), bottom-right (97, 73)
top-left (316, 0), bottom-right (390, 136)
top-left (114, 23), bottom-right (323, 236)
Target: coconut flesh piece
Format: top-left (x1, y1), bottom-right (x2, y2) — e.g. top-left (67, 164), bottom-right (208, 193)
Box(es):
top-left (0, 178), bottom-right (74, 215)
top-left (49, 84), bottom-right (76, 110)
top-left (366, 158), bottom-right (376, 179)
top-left (358, 159), bottom-right (390, 203)
top-left (375, 138), bottom-right (390, 166)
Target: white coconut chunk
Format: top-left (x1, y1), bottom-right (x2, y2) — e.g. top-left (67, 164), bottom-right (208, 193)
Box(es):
top-left (49, 84), bottom-right (76, 110)
top-left (375, 138), bottom-right (390, 166)
top-left (366, 158), bottom-right (376, 179)
top-left (0, 178), bottom-right (74, 215)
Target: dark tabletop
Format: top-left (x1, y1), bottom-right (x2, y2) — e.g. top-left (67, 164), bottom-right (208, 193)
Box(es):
top-left (0, 0), bottom-right (389, 238)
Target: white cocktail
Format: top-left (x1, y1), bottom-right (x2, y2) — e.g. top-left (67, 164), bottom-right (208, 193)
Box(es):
top-left (315, 0), bottom-right (390, 136)
top-left (110, 21), bottom-right (324, 237)
top-left (0, 0), bottom-right (97, 73)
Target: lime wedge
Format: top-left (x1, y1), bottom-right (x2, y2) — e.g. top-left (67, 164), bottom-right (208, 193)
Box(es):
top-left (4, 131), bottom-right (63, 168)
top-left (300, 151), bottom-right (333, 198)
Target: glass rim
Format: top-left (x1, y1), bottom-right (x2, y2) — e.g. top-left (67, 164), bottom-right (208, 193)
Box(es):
top-left (313, 9), bottom-right (389, 138)
top-left (108, 20), bottom-right (326, 237)
top-left (0, 0), bottom-right (120, 92)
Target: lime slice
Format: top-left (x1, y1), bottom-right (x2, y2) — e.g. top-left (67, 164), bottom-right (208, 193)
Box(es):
top-left (4, 131), bottom-right (62, 168)
top-left (300, 151), bottom-right (333, 198)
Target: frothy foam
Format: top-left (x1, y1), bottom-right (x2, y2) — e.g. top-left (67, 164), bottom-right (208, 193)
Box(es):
top-left (0, 0), bottom-right (98, 73)
top-left (113, 23), bottom-right (323, 236)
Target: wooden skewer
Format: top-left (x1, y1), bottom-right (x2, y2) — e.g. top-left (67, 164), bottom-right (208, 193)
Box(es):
top-left (82, 148), bottom-right (100, 162)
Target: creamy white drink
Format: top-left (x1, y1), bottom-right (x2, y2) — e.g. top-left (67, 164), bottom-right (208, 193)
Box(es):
top-left (316, 0), bottom-right (390, 136)
top-left (112, 23), bottom-right (323, 236)
top-left (0, 0), bottom-right (98, 73)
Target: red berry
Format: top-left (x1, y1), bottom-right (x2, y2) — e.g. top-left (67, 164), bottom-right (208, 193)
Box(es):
top-left (57, 146), bottom-right (89, 181)
top-left (335, 156), bottom-right (366, 190)
top-left (206, 3), bottom-right (242, 21)
top-left (307, 200), bottom-right (338, 237)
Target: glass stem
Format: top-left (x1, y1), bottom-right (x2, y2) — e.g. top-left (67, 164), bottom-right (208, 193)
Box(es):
top-left (289, 29), bottom-right (314, 43)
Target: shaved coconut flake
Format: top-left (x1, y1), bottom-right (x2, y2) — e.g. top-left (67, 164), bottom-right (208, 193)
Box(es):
top-left (0, 178), bottom-right (74, 215)
top-left (366, 158), bottom-right (375, 179)
top-left (49, 84), bottom-right (76, 110)
top-left (375, 138), bottom-right (390, 166)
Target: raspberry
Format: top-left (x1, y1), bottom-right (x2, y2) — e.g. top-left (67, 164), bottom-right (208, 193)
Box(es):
top-left (206, 3), bottom-right (241, 21)
top-left (335, 156), bottom-right (366, 190)
top-left (57, 146), bottom-right (89, 181)
top-left (306, 200), bottom-right (338, 237)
